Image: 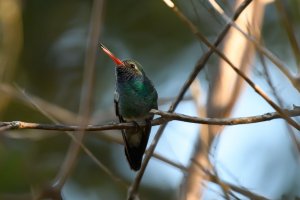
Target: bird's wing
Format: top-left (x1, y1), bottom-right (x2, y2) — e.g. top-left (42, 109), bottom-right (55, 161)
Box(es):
top-left (114, 92), bottom-right (128, 148)
top-left (114, 91), bottom-right (128, 147)
top-left (114, 91), bottom-right (121, 119)
top-left (114, 91), bottom-right (128, 149)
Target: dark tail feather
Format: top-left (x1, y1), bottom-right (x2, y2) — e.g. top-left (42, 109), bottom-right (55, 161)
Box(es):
top-left (124, 145), bottom-right (146, 171)
top-left (123, 122), bottom-right (151, 171)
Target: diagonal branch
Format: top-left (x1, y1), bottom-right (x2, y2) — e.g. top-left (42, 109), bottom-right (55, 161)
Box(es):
top-left (168, 0), bottom-right (300, 130)
top-left (212, 0), bottom-right (300, 92)
top-left (46, 0), bottom-right (104, 197)
top-left (193, 160), bottom-right (269, 200)
top-left (148, 152), bottom-right (270, 200)
top-left (17, 74), bottom-right (128, 198)
top-left (259, 51), bottom-right (300, 153)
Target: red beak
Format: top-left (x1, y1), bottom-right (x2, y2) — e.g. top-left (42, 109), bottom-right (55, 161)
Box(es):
top-left (100, 43), bottom-right (124, 66)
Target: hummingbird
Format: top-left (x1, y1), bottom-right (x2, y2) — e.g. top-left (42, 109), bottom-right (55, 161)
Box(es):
top-left (100, 43), bottom-right (158, 171)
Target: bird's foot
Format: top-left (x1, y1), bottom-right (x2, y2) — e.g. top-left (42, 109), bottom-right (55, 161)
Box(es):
top-left (132, 121), bottom-right (141, 132)
top-left (132, 120), bottom-right (151, 132)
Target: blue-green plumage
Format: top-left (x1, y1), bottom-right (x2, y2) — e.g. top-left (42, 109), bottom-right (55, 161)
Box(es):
top-left (116, 60), bottom-right (157, 120)
top-left (115, 60), bottom-right (157, 171)
top-left (100, 44), bottom-right (157, 171)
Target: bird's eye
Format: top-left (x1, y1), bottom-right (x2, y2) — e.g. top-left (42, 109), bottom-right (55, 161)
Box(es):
top-left (129, 63), bottom-right (135, 68)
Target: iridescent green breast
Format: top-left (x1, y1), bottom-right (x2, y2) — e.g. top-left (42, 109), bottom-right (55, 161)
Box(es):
top-left (116, 78), bottom-right (157, 120)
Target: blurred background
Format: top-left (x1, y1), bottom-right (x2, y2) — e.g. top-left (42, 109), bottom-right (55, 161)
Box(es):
top-left (0, 0), bottom-right (300, 199)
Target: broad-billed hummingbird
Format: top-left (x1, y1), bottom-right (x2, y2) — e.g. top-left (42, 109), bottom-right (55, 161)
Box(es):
top-left (100, 44), bottom-right (158, 171)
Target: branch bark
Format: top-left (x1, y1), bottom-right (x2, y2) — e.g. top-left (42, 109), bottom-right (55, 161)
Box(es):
top-left (1, 108), bottom-right (299, 132)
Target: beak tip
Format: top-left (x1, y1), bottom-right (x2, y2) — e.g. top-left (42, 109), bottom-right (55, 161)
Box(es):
top-left (100, 43), bottom-right (124, 66)
top-left (99, 43), bottom-right (106, 50)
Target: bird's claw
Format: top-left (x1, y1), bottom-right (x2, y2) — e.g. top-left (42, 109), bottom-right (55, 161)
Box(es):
top-left (132, 121), bottom-right (141, 132)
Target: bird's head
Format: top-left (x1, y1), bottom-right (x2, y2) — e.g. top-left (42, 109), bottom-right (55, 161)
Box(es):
top-left (100, 43), bottom-right (144, 80)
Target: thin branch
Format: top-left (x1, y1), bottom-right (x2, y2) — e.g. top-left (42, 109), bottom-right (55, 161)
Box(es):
top-left (135, 146), bottom-right (271, 200)
top-left (18, 79), bottom-right (128, 199)
top-left (144, 148), bottom-right (271, 200)
top-left (1, 84), bottom-right (79, 123)
top-left (157, 154), bottom-right (270, 200)
top-left (151, 152), bottom-right (187, 172)
top-left (213, 1), bottom-right (300, 92)
top-left (38, 0), bottom-right (104, 197)
top-left (179, 0), bottom-right (300, 130)
top-left (211, 166), bottom-right (231, 200)
top-left (151, 108), bottom-right (300, 125)
top-left (1, 108), bottom-right (299, 132)
top-left (193, 161), bottom-right (269, 200)
top-left (259, 52), bottom-right (300, 153)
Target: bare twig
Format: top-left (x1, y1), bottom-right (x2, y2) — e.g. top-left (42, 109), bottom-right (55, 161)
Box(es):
top-left (211, 167), bottom-right (230, 200)
top-left (170, 1), bottom-right (300, 130)
top-left (151, 108), bottom-right (300, 125)
top-left (148, 151), bottom-right (270, 200)
top-left (214, 1), bottom-right (300, 92)
top-left (18, 84), bottom-right (128, 199)
top-left (259, 52), bottom-right (300, 154)
top-left (51, 0), bottom-right (104, 196)
top-left (1, 108), bottom-right (299, 132)
top-left (183, 79), bottom-right (211, 200)
top-left (0, 84), bottom-right (79, 123)
top-left (206, 0), bottom-right (265, 121)
top-left (151, 152), bottom-right (187, 172)
top-left (193, 161), bottom-right (269, 200)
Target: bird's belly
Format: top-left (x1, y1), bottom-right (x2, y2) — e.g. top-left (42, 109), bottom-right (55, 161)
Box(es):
top-left (127, 132), bottom-right (142, 147)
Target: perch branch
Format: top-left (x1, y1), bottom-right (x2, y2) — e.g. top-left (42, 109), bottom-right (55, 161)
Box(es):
top-left (1, 108), bottom-right (299, 132)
